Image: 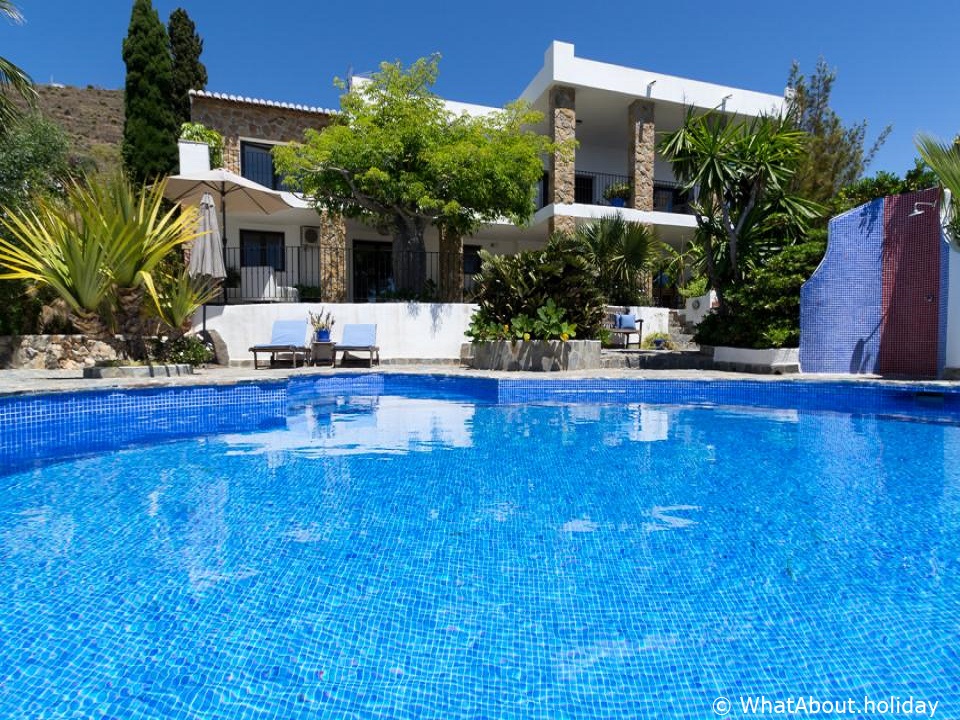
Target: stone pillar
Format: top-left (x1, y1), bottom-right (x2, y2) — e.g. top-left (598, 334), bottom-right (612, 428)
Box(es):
top-left (222, 137), bottom-right (240, 174)
top-left (438, 227), bottom-right (464, 302)
top-left (548, 85), bottom-right (577, 236)
top-left (318, 211), bottom-right (347, 302)
top-left (628, 99), bottom-right (655, 212)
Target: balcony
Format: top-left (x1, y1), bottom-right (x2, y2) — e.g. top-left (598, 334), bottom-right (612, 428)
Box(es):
top-left (217, 246), bottom-right (478, 304)
top-left (535, 171), bottom-right (692, 214)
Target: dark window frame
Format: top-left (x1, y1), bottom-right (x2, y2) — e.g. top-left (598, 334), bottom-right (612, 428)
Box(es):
top-left (240, 229), bottom-right (286, 272)
top-left (240, 140), bottom-right (284, 190)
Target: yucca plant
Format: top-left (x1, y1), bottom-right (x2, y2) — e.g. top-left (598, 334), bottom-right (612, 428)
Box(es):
top-left (0, 198), bottom-right (114, 336)
top-left (73, 173), bottom-right (199, 337)
top-left (148, 270), bottom-right (221, 338)
top-left (0, 174), bottom-right (199, 348)
top-left (575, 213), bottom-right (657, 305)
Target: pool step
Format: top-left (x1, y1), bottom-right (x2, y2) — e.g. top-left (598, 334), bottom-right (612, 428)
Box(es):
top-left (601, 349), bottom-right (716, 370)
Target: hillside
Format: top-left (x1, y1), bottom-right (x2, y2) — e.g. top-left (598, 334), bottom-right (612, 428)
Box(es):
top-left (14, 84), bottom-right (125, 174)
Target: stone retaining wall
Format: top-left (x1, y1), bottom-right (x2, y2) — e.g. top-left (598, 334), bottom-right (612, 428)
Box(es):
top-left (471, 340), bottom-right (601, 371)
top-left (0, 335), bottom-right (121, 370)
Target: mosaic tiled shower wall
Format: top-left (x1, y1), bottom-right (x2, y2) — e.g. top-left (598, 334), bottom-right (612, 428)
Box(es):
top-left (800, 188), bottom-right (948, 377)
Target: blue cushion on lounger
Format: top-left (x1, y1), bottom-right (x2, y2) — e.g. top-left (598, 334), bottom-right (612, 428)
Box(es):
top-left (340, 324), bottom-right (377, 347)
top-left (269, 319), bottom-right (308, 346)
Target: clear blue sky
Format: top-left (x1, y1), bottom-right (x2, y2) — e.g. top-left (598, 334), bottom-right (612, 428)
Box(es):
top-left (4, 0), bottom-right (958, 176)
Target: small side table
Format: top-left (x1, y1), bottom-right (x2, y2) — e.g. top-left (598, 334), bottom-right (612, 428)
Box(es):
top-left (310, 341), bottom-right (336, 366)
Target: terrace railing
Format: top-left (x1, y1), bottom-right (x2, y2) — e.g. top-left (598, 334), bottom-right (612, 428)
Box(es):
top-left (534, 171), bottom-right (693, 214)
top-left (216, 246), bottom-right (478, 304)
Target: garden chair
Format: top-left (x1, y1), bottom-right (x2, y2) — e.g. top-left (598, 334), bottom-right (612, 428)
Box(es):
top-left (249, 319), bottom-right (309, 369)
top-left (333, 324), bottom-right (380, 367)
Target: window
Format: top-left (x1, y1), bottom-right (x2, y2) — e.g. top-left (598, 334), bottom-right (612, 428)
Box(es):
top-left (352, 240), bottom-right (393, 303)
top-left (240, 230), bottom-right (285, 271)
top-left (463, 245), bottom-right (482, 276)
top-left (574, 173), bottom-right (595, 204)
top-left (240, 141), bottom-right (285, 190)
top-left (463, 244), bottom-right (482, 298)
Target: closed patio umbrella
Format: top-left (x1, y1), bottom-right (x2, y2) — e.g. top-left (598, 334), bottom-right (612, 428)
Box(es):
top-left (188, 192), bottom-right (227, 279)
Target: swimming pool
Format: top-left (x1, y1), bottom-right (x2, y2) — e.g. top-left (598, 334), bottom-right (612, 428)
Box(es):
top-left (1, 375), bottom-right (958, 718)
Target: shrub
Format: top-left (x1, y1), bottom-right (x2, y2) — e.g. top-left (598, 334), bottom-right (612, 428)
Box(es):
top-left (694, 235), bottom-right (826, 348)
top-left (152, 333), bottom-right (213, 365)
top-left (642, 332), bottom-right (675, 350)
top-left (465, 299), bottom-right (577, 342)
top-left (679, 275), bottom-right (709, 299)
top-left (470, 233), bottom-right (605, 339)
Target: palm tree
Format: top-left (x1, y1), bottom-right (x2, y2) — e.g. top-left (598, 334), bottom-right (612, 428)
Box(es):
top-left (575, 213), bottom-right (657, 305)
top-left (0, 1), bottom-right (37, 129)
top-left (915, 134), bottom-right (960, 244)
top-left (659, 110), bottom-right (820, 311)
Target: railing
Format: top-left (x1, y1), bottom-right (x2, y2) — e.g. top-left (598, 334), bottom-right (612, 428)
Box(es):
top-left (216, 246), bottom-right (478, 304)
top-left (534, 170), bottom-right (693, 214)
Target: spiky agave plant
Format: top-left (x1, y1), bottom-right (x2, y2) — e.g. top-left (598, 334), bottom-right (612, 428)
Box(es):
top-left (148, 270), bottom-right (221, 338)
top-left (0, 196), bottom-right (114, 337)
top-left (73, 173), bottom-right (199, 338)
top-left (0, 174), bottom-right (199, 346)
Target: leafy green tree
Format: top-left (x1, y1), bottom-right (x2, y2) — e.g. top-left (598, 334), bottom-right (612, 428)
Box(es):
top-left (168, 8), bottom-right (207, 126)
top-left (122, 0), bottom-right (179, 184)
top-left (0, 113), bottom-right (71, 211)
top-left (787, 58), bottom-right (891, 206)
top-left (275, 55), bottom-right (558, 293)
top-left (659, 110), bottom-right (820, 311)
top-left (0, 0), bottom-right (35, 130)
top-left (573, 214), bottom-right (657, 305)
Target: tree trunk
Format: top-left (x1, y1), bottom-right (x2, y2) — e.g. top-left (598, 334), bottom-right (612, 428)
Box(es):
top-left (438, 226), bottom-right (463, 302)
top-left (392, 216), bottom-right (427, 297)
top-left (69, 309), bottom-right (109, 339)
top-left (116, 285), bottom-right (148, 360)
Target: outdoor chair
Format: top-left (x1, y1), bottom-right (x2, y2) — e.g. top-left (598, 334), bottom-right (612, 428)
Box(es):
top-left (604, 307), bottom-right (643, 348)
top-left (249, 319), bottom-right (309, 369)
top-left (333, 324), bottom-right (380, 367)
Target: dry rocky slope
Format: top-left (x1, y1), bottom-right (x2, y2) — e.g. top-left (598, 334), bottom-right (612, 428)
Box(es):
top-left (14, 84), bottom-right (124, 174)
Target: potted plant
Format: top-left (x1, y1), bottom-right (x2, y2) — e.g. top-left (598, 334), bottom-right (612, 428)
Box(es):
top-left (603, 181), bottom-right (632, 208)
top-left (309, 308), bottom-right (335, 342)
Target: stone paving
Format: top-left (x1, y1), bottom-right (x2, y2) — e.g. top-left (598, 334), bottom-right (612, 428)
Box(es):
top-left (0, 362), bottom-right (953, 398)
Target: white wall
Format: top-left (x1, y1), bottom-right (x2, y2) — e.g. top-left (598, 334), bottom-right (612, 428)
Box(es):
top-left (628, 306), bottom-right (669, 336)
top-left (682, 291), bottom-right (717, 327)
top-left (946, 249), bottom-right (960, 369)
top-left (195, 303), bottom-right (477, 365)
top-left (194, 302), bottom-right (672, 365)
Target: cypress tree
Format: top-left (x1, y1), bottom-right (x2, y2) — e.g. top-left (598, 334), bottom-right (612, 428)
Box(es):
top-left (122, 0), bottom-right (178, 183)
top-left (168, 8), bottom-right (207, 126)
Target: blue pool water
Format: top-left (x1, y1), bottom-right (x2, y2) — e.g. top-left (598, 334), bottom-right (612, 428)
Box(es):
top-left (1, 378), bottom-right (959, 718)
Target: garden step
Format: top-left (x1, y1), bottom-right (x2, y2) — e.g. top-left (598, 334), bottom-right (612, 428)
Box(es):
top-left (601, 349), bottom-right (714, 370)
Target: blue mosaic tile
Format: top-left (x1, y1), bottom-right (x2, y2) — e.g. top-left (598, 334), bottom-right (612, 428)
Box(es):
top-left (1, 376), bottom-right (960, 717)
top-left (1, 387), bottom-right (959, 718)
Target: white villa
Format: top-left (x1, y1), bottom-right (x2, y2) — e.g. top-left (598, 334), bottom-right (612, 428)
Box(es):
top-left (182, 41), bottom-right (786, 306)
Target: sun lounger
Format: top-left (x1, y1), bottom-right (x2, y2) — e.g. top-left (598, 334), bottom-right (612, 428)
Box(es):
top-left (333, 324), bottom-right (380, 367)
top-left (249, 319), bottom-right (309, 369)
